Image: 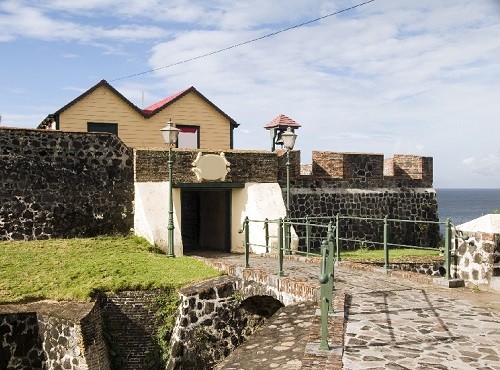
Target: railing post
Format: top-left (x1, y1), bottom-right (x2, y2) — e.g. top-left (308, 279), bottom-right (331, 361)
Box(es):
top-left (335, 214), bottom-right (340, 261)
top-left (383, 215), bottom-right (389, 270)
top-left (285, 219), bottom-right (291, 255)
top-left (278, 218), bottom-right (284, 276)
top-left (326, 222), bottom-right (335, 309)
top-left (445, 218), bottom-right (451, 280)
top-left (318, 231), bottom-right (335, 351)
top-left (264, 218), bottom-right (269, 253)
top-left (305, 215), bottom-right (311, 256)
top-left (243, 217), bottom-right (250, 268)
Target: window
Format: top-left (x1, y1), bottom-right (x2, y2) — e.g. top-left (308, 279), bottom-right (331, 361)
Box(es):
top-left (177, 125), bottom-right (199, 149)
top-left (87, 122), bottom-right (118, 135)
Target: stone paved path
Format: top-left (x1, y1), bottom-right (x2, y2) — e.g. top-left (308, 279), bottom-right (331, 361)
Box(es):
top-left (195, 253), bottom-right (500, 370)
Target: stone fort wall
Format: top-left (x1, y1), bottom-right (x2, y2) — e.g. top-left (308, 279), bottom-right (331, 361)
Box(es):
top-left (277, 151), bottom-right (438, 250)
top-left (0, 128), bottom-right (134, 241)
top-left (0, 127), bottom-right (437, 246)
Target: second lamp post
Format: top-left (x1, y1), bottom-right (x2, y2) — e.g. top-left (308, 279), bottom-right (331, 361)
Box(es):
top-left (280, 127), bottom-right (297, 253)
top-left (160, 120), bottom-right (180, 258)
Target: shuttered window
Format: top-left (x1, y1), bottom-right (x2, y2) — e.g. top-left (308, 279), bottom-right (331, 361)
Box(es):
top-left (87, 122), bottom-right (118, 135)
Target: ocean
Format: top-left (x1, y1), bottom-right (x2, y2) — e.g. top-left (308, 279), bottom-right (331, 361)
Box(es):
top-left (436, 188), bottom-right (500, 226)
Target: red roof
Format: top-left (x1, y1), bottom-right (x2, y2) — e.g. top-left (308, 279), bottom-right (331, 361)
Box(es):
top-left (143, 87), bottom-right (192, 114)
top-left (264, 114), bottom-right (301, 129)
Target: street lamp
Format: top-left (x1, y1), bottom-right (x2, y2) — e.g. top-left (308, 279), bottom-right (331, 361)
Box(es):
top-left (160, 119), bottom-right (180, 258)
top-left (281, 127), bottom-right (297, 221)
top-left (281, 127), bottom-right (297, 254)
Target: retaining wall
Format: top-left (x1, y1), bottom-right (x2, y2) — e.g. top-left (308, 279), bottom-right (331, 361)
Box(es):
top-left (0, 301), bottom-right (109, 370)
top-left (167, 276), bottom-right (282, 370)
top-left (0, 128), bottom-right (134, 241)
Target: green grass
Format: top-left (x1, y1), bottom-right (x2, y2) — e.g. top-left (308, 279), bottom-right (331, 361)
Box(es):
top-left (340, 247), bottom-right (441, 263)
top-left (0, 236), bottom-right (222, 303)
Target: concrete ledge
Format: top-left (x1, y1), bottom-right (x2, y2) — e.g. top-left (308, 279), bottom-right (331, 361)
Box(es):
top-left (433, 277), bottom-right (465, 288)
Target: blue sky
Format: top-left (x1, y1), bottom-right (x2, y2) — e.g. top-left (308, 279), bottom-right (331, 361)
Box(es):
top-left (1, 0), bottom-right (500, 188)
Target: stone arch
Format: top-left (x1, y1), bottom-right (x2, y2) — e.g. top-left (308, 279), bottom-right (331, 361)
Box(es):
top-left (239, 295), bottom-right (284, 318)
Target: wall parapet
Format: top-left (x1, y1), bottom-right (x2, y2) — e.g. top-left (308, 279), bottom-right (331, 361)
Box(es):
top-left (277, 150), bottom-right (433, 188)
top-left (134, 148), bottom-right (278, 184)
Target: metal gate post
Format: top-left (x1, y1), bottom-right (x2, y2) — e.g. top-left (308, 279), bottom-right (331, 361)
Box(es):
top-left (264, 218), bottom-right (269, 253)
top-left (383, 215), bottom-right (389, 270)
top-left (278, 218), bottom-right (284, 276)
top-left (326, 222), bottom-right (335, 309)
top-left (335, 214), bottom-right (340, 261)
top-left (244, 216), bottom-right (250, 268)
top-left (305, 215), bottom-right (311, 256)
top-left (445, 218), bottom-right (451, 280)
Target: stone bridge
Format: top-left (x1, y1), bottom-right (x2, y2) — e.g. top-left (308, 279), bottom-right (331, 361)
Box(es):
top-left (166, 252), bottom-right (345, 369)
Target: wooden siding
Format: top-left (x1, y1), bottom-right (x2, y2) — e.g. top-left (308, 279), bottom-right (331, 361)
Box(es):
top-left (59, 85), bottom-right (232, 149)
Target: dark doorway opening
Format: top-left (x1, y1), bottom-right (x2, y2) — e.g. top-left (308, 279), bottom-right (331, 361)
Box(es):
top-left (181, 189), bottom-right (231, 252)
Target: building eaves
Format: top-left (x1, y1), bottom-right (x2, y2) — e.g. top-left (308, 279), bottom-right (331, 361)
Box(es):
top-left (53, 80), bottom-right (146, 118)
top-left (143, 86), bottom-right (239, 127)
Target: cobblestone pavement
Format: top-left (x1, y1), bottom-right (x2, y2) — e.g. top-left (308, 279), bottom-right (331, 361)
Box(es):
top-left (195, 253), bottom-right (500, 370)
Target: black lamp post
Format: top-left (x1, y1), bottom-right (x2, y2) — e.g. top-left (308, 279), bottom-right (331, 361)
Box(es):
top-left (160, 120), bottom-right (180, 258)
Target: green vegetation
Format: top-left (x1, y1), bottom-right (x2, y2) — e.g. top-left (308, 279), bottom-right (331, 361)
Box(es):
top-left (0, 236), bottom-right (222, 303)
top-left (151, 290), bottom-right (181, 364)
top-left (340, 247), bottom-right (441, 263)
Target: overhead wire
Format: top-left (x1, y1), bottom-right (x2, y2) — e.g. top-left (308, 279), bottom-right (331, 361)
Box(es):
top-left (111, 0), bottom-right (375, 82)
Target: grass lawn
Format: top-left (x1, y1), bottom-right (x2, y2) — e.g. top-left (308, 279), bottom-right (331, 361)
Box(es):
top-left (0, 236), bottom-right (222, 304)
top-left (340, 247), bottom-right (442, 263)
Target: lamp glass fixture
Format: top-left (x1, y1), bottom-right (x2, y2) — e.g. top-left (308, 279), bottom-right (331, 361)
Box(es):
top-left (160, 120), bottom-right (180, 145)
top-left (281, 127), bottom-right (297, 150)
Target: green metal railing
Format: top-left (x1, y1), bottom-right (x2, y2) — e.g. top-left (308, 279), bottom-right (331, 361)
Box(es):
top-left (239, 216), bottom-right (336, 350)
top-left (241, 214), bottom-right (454, 278)
top-left (239, 214), bottom-right (455, 351)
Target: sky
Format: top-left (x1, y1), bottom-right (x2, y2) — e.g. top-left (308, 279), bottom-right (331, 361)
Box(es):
top-left (1, 0), bottom-right (499, 188)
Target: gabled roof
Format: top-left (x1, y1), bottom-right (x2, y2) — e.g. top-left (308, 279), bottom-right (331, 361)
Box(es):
top-left (143, 86), bottom-right (239, 127)
top-left (53, 80), bottom-right (145, 117)
top-left (264, 114), bottom-right (301, 129)
top-left (143, 87), bottom-right (191, 114)
top-left (51, 80), bottom-right (238, 127)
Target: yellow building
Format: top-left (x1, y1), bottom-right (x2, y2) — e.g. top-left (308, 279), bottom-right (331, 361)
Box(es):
top-left (39, 80), bottom-right (238, 149)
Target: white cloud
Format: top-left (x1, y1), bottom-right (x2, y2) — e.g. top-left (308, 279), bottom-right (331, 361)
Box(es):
top-left (1, 0), bottom-right (500, 188)
top-left (462, 157), bottom-right (474, 165)
top-left (0, 0), bottom-right (167, 43)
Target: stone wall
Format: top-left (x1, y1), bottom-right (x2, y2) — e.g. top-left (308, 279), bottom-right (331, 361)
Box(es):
top-left (167, 276), bottom-right (281, 370)
top-left (452, 231), bottom-right (500, 285)
top-left (99, 291), bottom-right (164, 370)
top-left (0, 301), bottom-right (109, 370)
top-left (274, 151), bottom-right (438, 252)
top-left (289, 188), bottom-right (439, 252)
top-left (280, 151), bottom-right (433, 188)
top-left (0, 312), bottom-right (44, 369)
top-left (0, 128), bottom-right (134, 241)
top-left (134, 149), bottom-right (277, 184)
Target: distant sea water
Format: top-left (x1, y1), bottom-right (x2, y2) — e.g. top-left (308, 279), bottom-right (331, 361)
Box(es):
top-left (436, 188), bottom-right (500, 226)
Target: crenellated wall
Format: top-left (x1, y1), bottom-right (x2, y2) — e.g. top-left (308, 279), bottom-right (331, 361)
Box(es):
top-left (276, 151), bottom-right (438, 251)
top-left (280, 150), bottom-right (433, 188)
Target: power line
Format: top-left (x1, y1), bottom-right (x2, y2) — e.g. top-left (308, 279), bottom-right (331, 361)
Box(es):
top-left (111, 0), bottom-right (375, 82)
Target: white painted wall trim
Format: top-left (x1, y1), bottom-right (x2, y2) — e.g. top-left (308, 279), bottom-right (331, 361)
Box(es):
top-left (232, 183), bottom-right (298, 254)
top-left (134, 182), bottom-right (183, 256)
